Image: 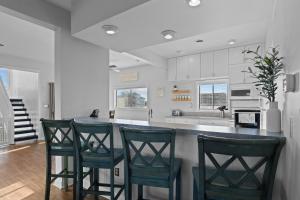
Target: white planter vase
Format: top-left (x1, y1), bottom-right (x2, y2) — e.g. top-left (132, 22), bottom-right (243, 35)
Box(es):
top-left (266, 102), bottom-right (281, 132)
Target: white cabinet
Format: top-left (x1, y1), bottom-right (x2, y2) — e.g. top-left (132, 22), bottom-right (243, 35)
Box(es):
top-left (200, 52), bottom-right (214, 78)
top-left (167, 58), bottom-right (177, 81)
top-left (177, 56), bottom-right (189, 81)
top-left (213, 49), bottom-right (229, 77)
top-left (229, 46), bottom-right (245, 65)
top-left (188, 54), bottom-right (201, 80)
top-left (229, 65), bottom-right (245, 84)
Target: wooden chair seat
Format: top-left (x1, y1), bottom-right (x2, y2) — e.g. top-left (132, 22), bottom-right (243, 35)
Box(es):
top-left (81, 148), bottom-right (124, 168)
top-left (193, 167), bottom-right (263, 200)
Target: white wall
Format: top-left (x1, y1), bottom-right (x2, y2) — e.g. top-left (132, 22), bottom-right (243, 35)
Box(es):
top-left (109, 65), bottom-right (202, 121)
top-left (266, 0), bottom-right (300, 199)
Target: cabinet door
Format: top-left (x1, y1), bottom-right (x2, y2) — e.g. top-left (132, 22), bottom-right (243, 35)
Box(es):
top-left (229, 46), bottom-right (245, 65)
top-left (214, 49), bottom-right (229, 77)
top-left (229, 65), bottom-right (245, 84)
top-left (177, 56), bottom-right (189, 81)
top-left (188, 54), bottom-right (201, 80)
top-left (200, 52), bottom-right (214, 79)
top-left (167, 58), bottom-right (177, 81)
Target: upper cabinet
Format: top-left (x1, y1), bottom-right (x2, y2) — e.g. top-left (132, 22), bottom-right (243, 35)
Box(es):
top-left (213, 49), bottom-right (229, 77)
top-left (167, 58), bottom-right (177, 81)
top-left (200, 52), bottom-right (214, 79)
top-left (177, 56), bottom-right (189, 81)
top-left (229, 46), bottom-right (245, 65)
top-left (188, 54), bottom-right (201, 80)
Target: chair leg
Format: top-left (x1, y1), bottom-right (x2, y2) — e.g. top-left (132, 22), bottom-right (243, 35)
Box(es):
top-left (169, 184), bottom-right (174, 200)
top-left (72, 157), bottom-right (77, 200)
top-left (63, 156), bottom-right (68, 191)
top-left (110, 168), bottom-right (115, 200)
top-left (138, 185), bottom-right (143, 200)
top-left (193, 179), bottom-right (198, 200)
top-left (94, 168), bottom-right (99, 200)
top-left (76, 163), bottom-right (83, 200)
top-left (45, 155), bottom-right (51, 200)
top-left (176, 168), bottom-right (181, 200)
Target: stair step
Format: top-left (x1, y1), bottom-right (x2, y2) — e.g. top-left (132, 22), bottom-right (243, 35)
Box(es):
top-left (14, 124), bottom-right (34, 129)
top-left (14, 108), bottom-right (27, 112)
top-left (12, 103), bottom-right (25, 107)
top-left (14, 113), bottom-right (29, 117)
top-left (15, 129), bottom-right (36, 135)
top-left (14, 118), bottom-right (31, 122)
top-left (14, 135), bottom-right (38, 142)
top-left (10, 99), bottom-right (23, 102)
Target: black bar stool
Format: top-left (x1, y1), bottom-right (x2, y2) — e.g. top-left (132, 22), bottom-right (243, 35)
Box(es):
top-left (193, 134), bottom-right (285, 200)
top-left (120, 127), bottom-right (182, 200)
top-left (71, 121), bottom-right (124, 200)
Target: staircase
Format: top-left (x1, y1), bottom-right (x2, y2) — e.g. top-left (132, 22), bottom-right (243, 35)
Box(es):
top-left (10, 98), bottom-right (38, 142)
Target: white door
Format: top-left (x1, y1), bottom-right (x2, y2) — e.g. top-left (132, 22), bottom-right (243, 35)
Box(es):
top-left (200, 52), bottom-right (214, 79)
top-left (188, 54), bottom-right (201, 80)
top-left (213, 49), bottom-right (229, 77)
top-left (167, 58), bottom-right (177, 81)
top-left (177, 56), bottom-right (189, 81)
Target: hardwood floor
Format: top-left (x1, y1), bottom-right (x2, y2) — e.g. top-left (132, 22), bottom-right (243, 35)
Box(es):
top-left (0, 141), bottom-right (105, 200)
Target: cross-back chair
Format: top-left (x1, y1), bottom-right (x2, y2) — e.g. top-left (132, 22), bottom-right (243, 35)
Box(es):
top-left (71, 121), bottom-right (124, 200)
top-left (193, 134), bottom-right (285, 200)
top-left (120, 127), bottom-right (182, 200)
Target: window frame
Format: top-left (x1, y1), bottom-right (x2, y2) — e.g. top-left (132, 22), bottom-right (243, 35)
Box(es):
top-left (114, 86), bottom-right (149, 110)
top-left (196, 79), bottom-right (229, 111)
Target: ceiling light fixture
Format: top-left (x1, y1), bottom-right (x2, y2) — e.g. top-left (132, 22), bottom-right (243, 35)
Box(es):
top-left (187, 0), bottom-right (201, 7)
top-left (196, 39), bottom-right (204, 43)
top-left (161, 30), bottom-right (176, 40)
top-left (102, 25), bottom-right (118, 35)
top-left (109, 65), bottom-right (120, 72)
top-left (228, 39), bottom-right (236, 45)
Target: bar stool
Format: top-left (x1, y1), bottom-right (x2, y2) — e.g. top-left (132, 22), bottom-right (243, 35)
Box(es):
top-left (193, 134), bottom-right (285, 200)
top-left (120, 127), bottom-right (182, 200)
top-left (41, 119), bottom-right (93, 200)
top-left (71, 121), bottom-right (124, 200)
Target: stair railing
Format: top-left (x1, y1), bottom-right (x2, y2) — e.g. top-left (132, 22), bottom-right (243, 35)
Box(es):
top-left (0, 79), bottom-right (14, 145)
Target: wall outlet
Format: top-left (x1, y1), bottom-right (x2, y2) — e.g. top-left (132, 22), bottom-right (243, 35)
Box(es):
top-left (115, 168), bottom-right (119, 176)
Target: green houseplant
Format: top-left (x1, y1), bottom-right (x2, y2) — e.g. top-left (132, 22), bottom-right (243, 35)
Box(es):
top-left (243, 46), bottom-right (284, 132)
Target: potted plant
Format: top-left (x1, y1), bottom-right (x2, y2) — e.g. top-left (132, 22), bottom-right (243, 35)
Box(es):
top-left (243, 46), bottom-right (284, 132)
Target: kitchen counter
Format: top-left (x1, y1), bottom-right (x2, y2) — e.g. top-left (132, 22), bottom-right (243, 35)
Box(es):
top-left (74, 117), bottom-right (285, 200)
top-left (75, 117), bottom-right (283, 139)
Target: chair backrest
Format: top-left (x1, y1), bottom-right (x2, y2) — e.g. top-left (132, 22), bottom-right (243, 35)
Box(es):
top-left (71, 121), bottom-right (114, 160)
top-left (120, 127), bottom-right (176, 180)
top-left (41, 118), bottom-right (74, 151)
top-left (197, 134), bottom-right (285, 200)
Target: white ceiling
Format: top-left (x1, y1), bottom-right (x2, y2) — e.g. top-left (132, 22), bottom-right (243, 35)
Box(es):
top-left (109, 50), bottom-right (149, 69)
top-left (74, 0), bottom-right (274, 53)
top-left (0, 11), bottom-right (54, 65)
top-left (45, 0), bottom-right (72, 11)
top-left (144, 22), bottom-right (267, 58)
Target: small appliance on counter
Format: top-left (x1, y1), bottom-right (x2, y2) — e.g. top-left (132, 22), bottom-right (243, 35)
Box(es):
top-left (172, 109), bottom-right (183, 117)
top-left (109, 110), bottom-right (115, 119)
top-left (234, 109), bottom-right (261, 129)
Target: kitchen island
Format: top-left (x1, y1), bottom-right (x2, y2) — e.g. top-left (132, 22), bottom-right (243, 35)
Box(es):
top-left (74, 117), bottom-right (285, 200)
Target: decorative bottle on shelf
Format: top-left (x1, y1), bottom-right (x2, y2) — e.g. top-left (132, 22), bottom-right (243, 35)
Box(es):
top-left (266, 102), bottom-right (281, 132)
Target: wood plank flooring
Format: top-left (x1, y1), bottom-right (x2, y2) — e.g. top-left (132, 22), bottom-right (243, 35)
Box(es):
top-left (0, 141), bottom-right (105, 200)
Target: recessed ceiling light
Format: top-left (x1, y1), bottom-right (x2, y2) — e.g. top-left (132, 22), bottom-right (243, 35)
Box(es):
top-left (187, 0), bottom-right (201, 7)
top-left (196, 39), bottom-right (204, 43)
top-left (102, 25), bottom-right (118, 35)
top-left (161, 30), bottom-right (176, 40)
top-left (109, 65), bottom-right (120, 72)
top-left (228, 39), bottom-right (236, 45)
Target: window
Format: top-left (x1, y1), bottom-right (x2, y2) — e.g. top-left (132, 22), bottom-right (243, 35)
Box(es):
top-left (0, 68), bottom-right (9, 90)
top-left (116, 87), bottom-right (148, 108)
top-left (198, 82), bottom-right (228, 110)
